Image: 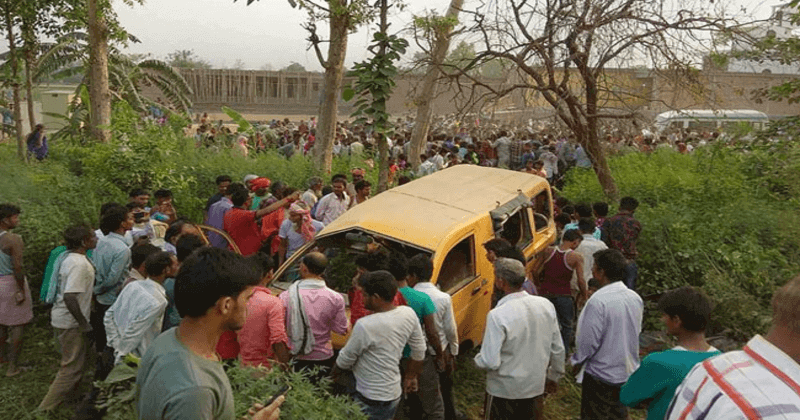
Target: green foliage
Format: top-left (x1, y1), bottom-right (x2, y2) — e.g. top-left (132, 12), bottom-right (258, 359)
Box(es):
top-left (561, 145), bottom-right (800, 339)
top-left (345, 32), bottom-right (409, 134)
top-left (222, 106), bottom-right (253, 134)
top-left (228, 365), bottom-right (366, 420)
top-left (166, 49), bottom-right (212, 69)
top-left (281, 62), bottom-right (307, 72)
top-left (96, 356), bottom-right (141, 420)
top-left (0, 103), bottom-right (385, 292)
top-left (95, 357), bottom-right (366, 420)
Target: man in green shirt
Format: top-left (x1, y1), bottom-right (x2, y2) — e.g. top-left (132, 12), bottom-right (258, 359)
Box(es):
top-left (620, 286), bottom-right (721, 420)
top-left (388, 252), bottom-right (445, 420)
top-left (136, 247), bottom-right (284, 420)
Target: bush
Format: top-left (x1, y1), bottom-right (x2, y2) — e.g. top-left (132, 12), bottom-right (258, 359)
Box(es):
top-left (1, 104), bottom-right (382, 295)
top-left (96, 356), bottom-right (366, 420)
top-left (561, 145), bottom-right (800, 339)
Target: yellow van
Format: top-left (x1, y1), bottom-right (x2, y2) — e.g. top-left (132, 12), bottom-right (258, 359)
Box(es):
top-left (269, 165), bottom-right (556, 350)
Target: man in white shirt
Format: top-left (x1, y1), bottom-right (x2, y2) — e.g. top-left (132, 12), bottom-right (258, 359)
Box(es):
top-left (540, 145), bottom-right (559, 181)
top-left (571, 249), bottom-right (643, 420)
top-left (573, 218), bottom-right (608, 297)
top-left (666, 274), bottom-right (800, 420)
top-left (475, 258), bottom-right (565, 420)
top-left (315, 176), bottom-right (350, 226)
top-left (302, 176), bottom-right (323, 209)
top-left (408, 254), bottom-right (461, 420)
top-left (39, 225), bottom-right (97, 411)
top-left (334, 270), bottom-right (427, 420)
top-left (417, 153), bottom-right (436, 178)
top-left (493, 131), bottom-right (512, 168)
top-left (104, 251), bottom-right (178, 364)
top-left (431, 147), bottom-right (445, 170)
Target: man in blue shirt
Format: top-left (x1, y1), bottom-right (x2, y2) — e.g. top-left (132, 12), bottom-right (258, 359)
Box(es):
top-left (570, 249), bottom-right (643, 420)
top-left (91, 206), bottom-right (133, 377)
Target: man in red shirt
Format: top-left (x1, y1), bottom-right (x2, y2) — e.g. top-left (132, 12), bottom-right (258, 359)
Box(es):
top-left (238, 254), bottom-right (290, 368)
top-left (223, 183), bottom-right (299, 256)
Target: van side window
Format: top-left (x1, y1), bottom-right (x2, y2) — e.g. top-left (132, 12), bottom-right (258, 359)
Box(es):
top-left (437, 236), bottom-right (476, 293)
top-left (532, 191), bottom-right (551, 231)
top-left (499, 210), bottom-right (533, 250)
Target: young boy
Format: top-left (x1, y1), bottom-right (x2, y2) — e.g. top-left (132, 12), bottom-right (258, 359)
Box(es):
top-left (593, 201), bottom-right (609, 228)
top-left (620, 286), bottom-right (721, 420)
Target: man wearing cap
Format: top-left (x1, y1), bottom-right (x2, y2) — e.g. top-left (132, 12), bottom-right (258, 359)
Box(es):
top-left (278, 202), bottom-right (324, 265)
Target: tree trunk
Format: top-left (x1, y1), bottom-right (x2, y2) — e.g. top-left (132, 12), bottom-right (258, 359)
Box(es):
top-left (87, 0), bottom-right (111, 143)
top-left (313, 1), bottom-right (349, 174)
top-left (24, 48), bottom-right (35, 132)
top-left (583, 75), bottom-right (618, 199)
top-left (4, 4), bottom-right (25, 161)
top-left (408, 0), bottom-right (463, 169)
top-left (376, 0), bottom-right (389, 193)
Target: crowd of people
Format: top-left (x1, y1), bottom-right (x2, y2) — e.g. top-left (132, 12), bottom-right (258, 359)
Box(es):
top-left (188, 113), bottom-right (723, 189)
top-left (0, 114), bottom-right (798, 420)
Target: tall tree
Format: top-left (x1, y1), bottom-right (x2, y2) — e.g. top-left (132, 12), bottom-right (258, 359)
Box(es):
top-left (86, 0), bottom-right (111, 142)
top-left (343, 0), bottom-right (407, 192)
top-left (0, 0), bottom-right (25, 160)
top-left (407, 0), bottom-right (463, 169)
top-left (237, 0), bottom-right (373, 174)
top-left (454, 0), bottom-right (739, 198)
top-left (19, 0), bottom-right (59, 132)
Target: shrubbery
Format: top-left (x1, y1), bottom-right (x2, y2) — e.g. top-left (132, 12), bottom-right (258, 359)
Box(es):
top-left (561, 144), bottom-right (800, 339)
top-left (95, 356), bottom-right (366, 420)
top-left (3, 103), bottom-right (798, 342)
top-left (1, 102), bottom-right (380, 290)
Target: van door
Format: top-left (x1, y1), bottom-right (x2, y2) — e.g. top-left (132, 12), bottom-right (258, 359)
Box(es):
top-left (531, 189), bottom-right (556, 254)
top-left (435, 234), bottom-right (489, 347)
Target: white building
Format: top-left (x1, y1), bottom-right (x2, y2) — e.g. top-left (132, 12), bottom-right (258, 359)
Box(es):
top-left (725, 3), bottom-right (800, 75)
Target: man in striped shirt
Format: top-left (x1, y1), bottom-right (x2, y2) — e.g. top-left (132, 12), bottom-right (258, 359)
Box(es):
top-left (666, 274), bottom-right (800, 419)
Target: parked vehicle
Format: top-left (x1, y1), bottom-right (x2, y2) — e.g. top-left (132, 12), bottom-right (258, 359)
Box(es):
top-left (654, 109), bottom-right (769, 134)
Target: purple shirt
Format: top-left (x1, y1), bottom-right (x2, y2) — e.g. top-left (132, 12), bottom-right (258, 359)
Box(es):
top-left (207, 197), bottom-right (233, 249)
top-left (279, 286), bottom-right (348, 361)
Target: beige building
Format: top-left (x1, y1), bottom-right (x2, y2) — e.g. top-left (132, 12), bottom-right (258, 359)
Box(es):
top-left (170, 67), bottom-right (799, 121)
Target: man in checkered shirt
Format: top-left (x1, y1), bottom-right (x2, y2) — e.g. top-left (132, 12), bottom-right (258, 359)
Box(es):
top-left (666, 274), bottom-right (800, 420)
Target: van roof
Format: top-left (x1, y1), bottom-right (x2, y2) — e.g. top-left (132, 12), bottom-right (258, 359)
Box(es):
top-left (321, 165), bottom-right (548, 251)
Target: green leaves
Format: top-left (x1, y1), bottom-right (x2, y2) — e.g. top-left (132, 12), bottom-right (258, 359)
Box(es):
top-left (343, 32), bottom-right (408, 137)
top-left (562, 145), bottom-right (800, 340)
top-left (222, 106), bottom-right (254, 133)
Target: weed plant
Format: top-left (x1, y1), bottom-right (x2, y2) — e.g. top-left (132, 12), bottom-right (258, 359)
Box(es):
top-left (561, 144), bottom-right (800, 339)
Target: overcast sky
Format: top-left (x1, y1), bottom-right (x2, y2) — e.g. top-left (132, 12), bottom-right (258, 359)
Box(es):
top-left (113, 0), bottom-right (782, 72)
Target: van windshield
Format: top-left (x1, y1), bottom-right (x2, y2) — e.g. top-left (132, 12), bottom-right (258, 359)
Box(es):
top-left (270, 229), bottom-right (432, 295)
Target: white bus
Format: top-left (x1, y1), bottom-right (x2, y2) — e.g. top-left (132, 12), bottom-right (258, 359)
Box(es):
top-left (654, 109), bottom-right (769, 134)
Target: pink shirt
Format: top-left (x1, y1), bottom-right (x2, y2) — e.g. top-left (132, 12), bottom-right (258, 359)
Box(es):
top-left (238, 286), bottom-right (289, 368)
top-left (279, 284), bottom-right (348, 361)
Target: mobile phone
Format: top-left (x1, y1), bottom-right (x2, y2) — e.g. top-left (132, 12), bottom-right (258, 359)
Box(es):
top-left (264, 385), bottom-right (290, 406)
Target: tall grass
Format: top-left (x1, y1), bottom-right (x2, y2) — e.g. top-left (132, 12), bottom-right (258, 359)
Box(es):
top-left (562, 145), bottom-right (800, 338)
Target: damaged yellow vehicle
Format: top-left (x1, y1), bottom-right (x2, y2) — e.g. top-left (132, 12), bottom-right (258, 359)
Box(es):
top-left (269, 165), bottom-right (556, 349)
